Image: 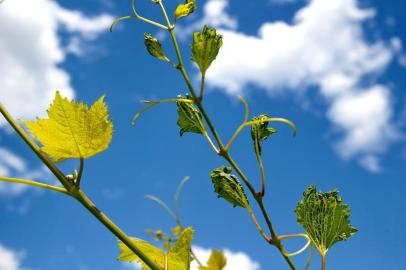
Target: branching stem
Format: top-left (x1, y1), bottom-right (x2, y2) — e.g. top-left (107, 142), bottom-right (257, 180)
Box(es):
top-left (0, 102), bottom-right (162, 270)
top-left (131, 0), bottom-right (168, 30)
top-left (226, 117), bottom-right (296, 151)
top-left (154, 3), bottom-right (298, 268)
top-left (247, 206), bottom-right (271, 243)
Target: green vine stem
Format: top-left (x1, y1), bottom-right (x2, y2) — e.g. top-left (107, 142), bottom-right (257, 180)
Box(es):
top-left (278, 234), bottom-right (311, 257)
top-left (0, 102), bottom-right (162, 270)
top-left (130, 0), bottom-right (168, 30)
top-left (76, 158), bottom-right (84, 186)
top-left (154, 1), bottom-right (298, 269)
top-left (225, 117), bottom-right (297, 151)
top-left (0, 176), bottom-right (69, 195)
top-left (254, 134), bottom-right (266, 197)
top-left (321, 254), bottom-right (326, 270)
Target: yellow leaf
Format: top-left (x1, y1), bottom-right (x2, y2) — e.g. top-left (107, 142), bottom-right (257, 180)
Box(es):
top-left (174, 0), bottom-right (196, 21)
top-left (23, 91), bottom-right (113, 162)
top-left (117, 228), bottom-right (194, 270)
top-left (199, 250), bottom-right (227, 270)
top-left (117, 238), bottom-right (166, 270)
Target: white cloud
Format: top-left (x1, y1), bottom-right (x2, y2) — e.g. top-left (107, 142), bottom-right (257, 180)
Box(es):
top-left (0, 244), bottom-right (25, 270)
top-left (122, 246), bottom-right (260, 270)
top-left (359, 155), bottom-right (381, 173)
top-left (0, 147), bottom-right (51, 196)
top-left (197, 0), bottom-right (402, 172)
top-left (327, 86), bottom-right (397, 158)
top-left (0, 0), bottom-right (113, 125)
top-left (201, 0), bottom-right (237, 29)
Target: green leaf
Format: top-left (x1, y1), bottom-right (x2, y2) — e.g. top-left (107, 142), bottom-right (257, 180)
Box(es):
top-left (144, 33), bottom-right (169, 62)
top-left (199, 249), bottom-right (227, 270)
top-left (117, 228), bottom-right (194, 270)
top-left (210, 166), bottom-right (249, 208)
top-left (250, 114), bottom-right (277, 155)
top-left (174, 0), bottom-right (196, 22)
top-left (23, 91), bottom-right (113, 162)
top-left (191, 25), bottom-right (223, 75)
top-left (295, 185), bottom-right (358, 256)
top-left (176, 95), bottom-right (205, 136)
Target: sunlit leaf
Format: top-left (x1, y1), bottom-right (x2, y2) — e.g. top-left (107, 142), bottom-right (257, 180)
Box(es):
top-left (174, 0), bottom-right (196, 21)
top-left (295, 185), bottom-right (358, 256)
top-left (117, 228), bottom-right (194, 270)
top-left (199, 249), bottom-right (227, 270)
top-left (168, 227), bottom-right (194, 270)
top-left (210, 166), bottom-right (249, 208)
top-left (23, 91), bottom-right (113, 162)
top-left (191, 25), bottom-right (223, 75)
top-left (118, 238), bottom-right (165, 270)
top-left (144, 33), bottom-right (169, 62)
top-left (250, 114), bottom-right (277, 155)
top-left (176, 95), bottom-right (205, 136)
top-left (171, 225), bottom-right (184, 236)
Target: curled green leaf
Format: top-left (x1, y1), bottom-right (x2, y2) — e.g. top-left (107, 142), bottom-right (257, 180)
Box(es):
top-left (295, 185), bottom-right (358, 256)
top-left (144, 33), bottom-right (169, 62)
top-left (250, 114), bottom-right (277, 155)
top-left (174, 0), bottom-right (197, 22)
top-left (210, 166), bottom-right (249, 208)
top-left (176, 95), bottom-right (205, 136)
top-left (191, 25), bottom-right (223, 75)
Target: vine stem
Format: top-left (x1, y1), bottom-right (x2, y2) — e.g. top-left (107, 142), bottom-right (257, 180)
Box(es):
top-left (254, 136), bottom-right (266, 197)
top-left (321, 254), bottom-right (326, 270)
top-left (131, 0), bottom-right (168, 30)
top-left (246, 206), bottom-right (271, 243)
top-left (225, 117), bottom-right (296, 151)
top-left (76, 158), bottom-right (84, 186)
top-left (199, 73), bottom-right (206, 101)
top-left (0, 102), bottom-right (162, 270)
top-left (0, 176), bottom-right (69, 195)
top-left (157, 1), bottom-right (297, 269)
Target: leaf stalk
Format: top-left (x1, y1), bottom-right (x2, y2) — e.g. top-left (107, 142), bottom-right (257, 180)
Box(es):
top-left (0, 176), bottom-right (69, 195)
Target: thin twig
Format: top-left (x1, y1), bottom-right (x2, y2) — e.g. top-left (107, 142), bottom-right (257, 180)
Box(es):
top-left (0, 176), bottom-right (69, 195)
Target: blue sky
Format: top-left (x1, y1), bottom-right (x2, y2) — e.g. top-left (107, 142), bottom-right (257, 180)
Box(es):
top-left (0, 0), bottom-right (405, 269)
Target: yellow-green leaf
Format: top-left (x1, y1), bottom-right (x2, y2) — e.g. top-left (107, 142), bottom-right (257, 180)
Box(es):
top-left (117, 238), bottom-right (165, 270)
top-left (168, 227), bottom-right (194, 270)
top-left (117, 228), bottom-right (194, 270)
top-left (144, 33), bottom-right (169, 62)
top-left (191, 25), bottom-right (223, 75)
top-left (199, 249), bottom-right (227, 270)
top-left (23, 91), bottom-right (113, 162)
top-left (176, 95), bottom-right (205, 136)
top-left (174, 0), bottom-right (196, 22)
